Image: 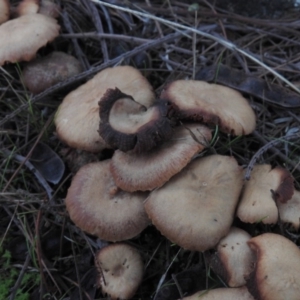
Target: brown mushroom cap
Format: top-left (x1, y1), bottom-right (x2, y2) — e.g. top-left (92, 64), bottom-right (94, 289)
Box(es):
top-left (99, 87), bottom-right (173, 153)
top-left (161, 80), bottom-right (256, 135)
top-left (208, 227), bottom-right (255, 287)
top-left (0, 0), bottom-right (9, 24)
top-left (247, 233), bottom-right (300, 300)
top-left (17, 0), bottom-right (39, 16)
top-left (180, 287), bottom-right (255, 300)
top-left (237, 164), bottom-right (294, 224)
top-left (95, 243), bottom-right (144, 300)
top-left (0, 14), bottom-right (60, 66)
top-left (65, 160), bottom-right (150, 242)
top-left (145, 154), bottom-right (244, 251)
top-left (277, 189), bottom-right (300, 230)
top-left (111, 123), bottom-right (211, 192)
top-left (22, 51), bottom-right (83, 94)
top-left (55, 66), bottom-right (155, 152)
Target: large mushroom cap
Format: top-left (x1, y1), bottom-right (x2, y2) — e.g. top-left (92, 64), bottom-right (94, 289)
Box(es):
top-left (161, 80), bottom-right (256, 135)
top-left (247, 233), bottom-right (300, 300)
top-left (208, 227), bottom-right (255, 287)
top-left (0, 0), bottom-right (9, 24)
top-left (145, 154), bottom-right (244, 251)
top-left (111, 123), bottom-right (211, 192)
top-left (237, 164), bottom-right (294, 224)
top-left (55, 65), bottom-right (155, 152)
top-left (99, 87), bottom-right (173, 153)
top-left (95, 243), bottom-right (144, 300)
top-left (23, 51), bottom-right (83, 94)
top-left (0, 14), bottom-right (60, 66)
top-left (65, 160), bottom-right (150, 242)
top-left (278, 189), bottom-right (300, 230)
top-left (180, 287), bottom-right (255, 300)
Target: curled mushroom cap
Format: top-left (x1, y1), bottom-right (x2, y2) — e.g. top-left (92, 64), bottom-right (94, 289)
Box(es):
top-left (95, 243), bottom-right (144, 300)
top-left (99, 87), bottom-right (173, 153)
top-left (111, 123), bottom-right (211, 192)
top-left (247, 233), bottom-right (300, 300)
top-left (0, 14), bottom-right (60, 66)
top-left (0, 0), bottom-right (9, 24)
top-left (208, 227), bottom-right (255, 287)
top-left (65, 160), bottom-right (150, 242)
top-left (17, 0), bottom-right (39, 16)
top-left (237, 164), bottom-right (294, 224)
top-left (145, 154), bottom-right (244, 251)
top-left (55, 66), bottom-right (155, 152)
top-left (180, 287), bottom-right (255, 300)
top-left (23, 51), bottom-right (83, 94)
top-left (278, 189), bottom-right (300, 230)
top-left (161, 80), bottom-right (256, 135)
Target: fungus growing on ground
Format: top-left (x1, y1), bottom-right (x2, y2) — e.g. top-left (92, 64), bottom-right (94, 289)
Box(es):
top-left (0, 14), bottom-right (60, 66)
top-left (23, 51), bottom-right (83, 94)
top-left (95, 243), bottom-right (144, 300)
top-left (111, 123), bottom-right (211, 192)
top-left (247, 233), bottom-right (300, 300)
top-left (207, 227), bottom-right (255, 287)
top-left (65, 160), bottom-right (150, 242)
top-left (277, 189), bottom-right (300, 230)
top-left (161, 80), bottom-right (256, 135)
top-left (237, 164), bottom-right (294, 224)
top-left (0, 0), bottom-right (9, 24)
top-left (55, 65), bottom-right (155, 152)
top-left (180, 286), bottom-right (255, 300)
top-left (145, 154), bottom-right (244, 251)
top-left (99, 87), bottom-right (173, 153)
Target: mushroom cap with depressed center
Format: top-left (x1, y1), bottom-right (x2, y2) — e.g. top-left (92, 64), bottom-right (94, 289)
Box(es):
top-left (237, 164), bottom-right (294, 224)
top-left (145, 154), bottom-right (244, 251)
top-left (0, 0), bottom-right (9, 24)
top-left (65, 160), bottom-right (150, 242)
top-left (247, 233), bottom-right (300, 300)
top-left (111, 123), bottom-right (211, 192)
top-left (23, 51), bottom-right (83, 94)
top-left (55, 65), bottom-right (155, 152)
top-left (277, 189), bottom-right (300, 230)
top-left (180, 287), bottom-right (255, 300)
top-left (0, 14), bottom-right (60, 66)
top-left (99, 87), bottom-right (173, 153)
top-left (208, 227), bottom-right (255, 287)
top-left (95, 243), bottom-right (144, 300)
top-left (161, 80), bottom-right (256, 135)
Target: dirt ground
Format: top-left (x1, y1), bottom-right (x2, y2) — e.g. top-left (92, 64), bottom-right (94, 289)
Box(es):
top-left (1, 1), bottom-right (300, 299)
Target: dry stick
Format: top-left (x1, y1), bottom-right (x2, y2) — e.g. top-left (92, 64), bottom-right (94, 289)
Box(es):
top-left (244, 132), bottom-right (300, 180)
top-left (93, 0), bottom-right (300, 95)
top-left (61, 9), bottom-right (90, 70)
top-left (0, 30), bottom-right (185, 127)
top-left (85, 0), bottom-right (109, 62)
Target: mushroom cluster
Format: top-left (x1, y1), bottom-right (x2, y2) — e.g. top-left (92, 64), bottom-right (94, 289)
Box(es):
top-left (56, 64), bottom-right (300, 299)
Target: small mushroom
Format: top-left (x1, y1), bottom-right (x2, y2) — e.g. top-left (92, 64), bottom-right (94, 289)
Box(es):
top-left (246, 233), bottom-right (300, 300)
top-left (95, 243), bottom-right (144, 300)
top-left (17, 0), bottom-right (39, 16)
top-left (145, 154), bottom-right (244, 251)
top-left (0, 0), bottom-right (9, 24)
top-left (65, 160), bottom-right (150, 242)
top-left (99, 87), bottom-right (173, 153)
top-left (161, 80), bottom-right (256, 135)
top-left (278, 189), bottom-right (300, 230)
top-left (180, 286), bottom-right (255, 300)
top-left (237, 164), bottom-right (294, 224)
top-left (207, 227), bottom-right (255, 287)
top-left (0, 14), bottom-right (60, 66)
top-left (111, 123), bottom-right (211, 192)
top-left (55, 65), bottom-right (155, 152)
top-left (22, 51), bottom-right (83, 94)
